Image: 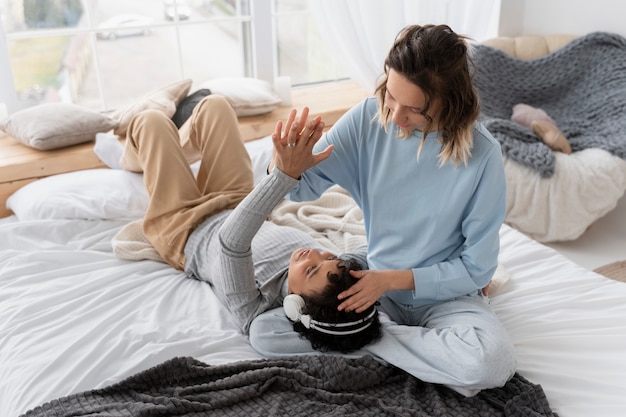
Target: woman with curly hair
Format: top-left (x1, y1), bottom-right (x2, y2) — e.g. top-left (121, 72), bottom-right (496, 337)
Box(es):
top-left (117, 94), bottom-right (381, 353)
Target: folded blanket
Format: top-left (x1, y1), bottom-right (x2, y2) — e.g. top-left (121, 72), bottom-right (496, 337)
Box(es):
top-left (111, 186), bottom-right (367, 263)
top-left (22, 355), bottom-right (557, 417)
top-left (270, 185), bottom-right (367, 253)
top-left (473, 31), bottom-right (626, 177)
top-left (112, 218), bottom-right (165, 263)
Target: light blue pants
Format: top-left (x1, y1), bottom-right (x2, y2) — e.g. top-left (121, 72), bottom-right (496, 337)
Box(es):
top-left (249, 292), bottom-right (516, 394)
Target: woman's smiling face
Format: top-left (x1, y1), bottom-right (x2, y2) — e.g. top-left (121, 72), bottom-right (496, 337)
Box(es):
top-left (385, 68), bottom-right (438, 132)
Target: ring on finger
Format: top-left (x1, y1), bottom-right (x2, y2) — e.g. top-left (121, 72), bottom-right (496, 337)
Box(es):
top-left (287, 142), bottom-right (296, 147)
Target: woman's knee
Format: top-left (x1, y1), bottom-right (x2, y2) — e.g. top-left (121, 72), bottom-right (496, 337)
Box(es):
top-left (489, 336), bottom-right (517, 386)
top-left (459, 333), bottom-right (517, 389)
top-left (131, 108), bottom-right (172, 127)
top-left (195, 94), bottom-right (236, 118)
top-left (127, 109), bottom-right (177, 143)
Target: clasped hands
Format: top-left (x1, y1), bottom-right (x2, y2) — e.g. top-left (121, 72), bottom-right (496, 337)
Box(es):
top-left (271, 107), bottom-right (334, 179)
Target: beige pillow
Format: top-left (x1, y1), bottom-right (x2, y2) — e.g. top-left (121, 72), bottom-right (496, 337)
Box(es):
top-left (111, 79), bottom-right (192, 137)
top-left (197, 77), bottom-right (282, 117)
top-left (0, 103), bottom-right (119, 151)
top-left (482, 34), bottom-right (577, 60)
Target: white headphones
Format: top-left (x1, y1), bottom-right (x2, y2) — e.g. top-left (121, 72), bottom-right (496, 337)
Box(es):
top-left (283, 294), bottom-right (377, 335)
top-left (283, 293), bottom-right (309, 324)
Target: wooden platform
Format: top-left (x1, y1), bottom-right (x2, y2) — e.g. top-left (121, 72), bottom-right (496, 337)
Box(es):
top-left (0, 80), bottom-right (369, 218)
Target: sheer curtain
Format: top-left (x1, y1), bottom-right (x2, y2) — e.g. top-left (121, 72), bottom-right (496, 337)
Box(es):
top-left (311, 0), bottom-right (501, 91)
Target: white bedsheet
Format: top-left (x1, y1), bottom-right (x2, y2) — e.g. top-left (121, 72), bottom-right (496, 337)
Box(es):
top-left (1, 219), bottom-right (625, 416)
top-left (0, 219), bottom-right (263, 416)
top-left (494, 225), bottom-right (626, 416)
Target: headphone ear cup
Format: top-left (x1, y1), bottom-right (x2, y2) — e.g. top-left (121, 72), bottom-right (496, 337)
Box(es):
top-left (283, 294), bottom-right (306, 322)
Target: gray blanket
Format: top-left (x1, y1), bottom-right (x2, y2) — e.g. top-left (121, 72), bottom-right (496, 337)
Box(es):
top-left (473, 31), bottom-right (626, 177)
top-left (22, 355), bottom-right (557, 417)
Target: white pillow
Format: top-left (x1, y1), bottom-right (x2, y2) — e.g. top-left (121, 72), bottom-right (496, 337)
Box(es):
top-left (196, 78), bottom-right (281, 117)
top-left (7, 169), bottom-right (148, 221)
top-left (6, 137), bottom-right (274, 221)
top-left (245, 135), bottom-right (273, 185)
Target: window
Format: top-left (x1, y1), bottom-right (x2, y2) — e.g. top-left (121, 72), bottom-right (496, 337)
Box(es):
top-left (0, 0), bottom-right (347, 114)
top-left (273, 0), bottom-right (345, 85)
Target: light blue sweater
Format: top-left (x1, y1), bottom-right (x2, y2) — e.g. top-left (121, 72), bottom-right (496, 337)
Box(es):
top-left (288, 97), bottom-right (506, 306)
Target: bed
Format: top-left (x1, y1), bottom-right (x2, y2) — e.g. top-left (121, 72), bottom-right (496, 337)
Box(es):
top-left (1, 135), bottom-right (626, 417)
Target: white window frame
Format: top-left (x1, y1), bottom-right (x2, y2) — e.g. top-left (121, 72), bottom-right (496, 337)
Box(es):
top-left (250, 0), bottom-right (275, 85)
top-left (0, 16), bottom-right (18, 114)
top-left (0, 0), bottom-right (280, 115)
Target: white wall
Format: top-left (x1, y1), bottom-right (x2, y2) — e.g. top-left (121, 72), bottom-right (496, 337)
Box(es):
top-left (499, 0), bottom-right (626, 38)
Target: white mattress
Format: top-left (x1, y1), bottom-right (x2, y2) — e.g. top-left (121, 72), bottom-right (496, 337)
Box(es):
top-left (1, 141), bottom-right (626, 416)
top-left (0, 218), bottom-right (263, 416)
top-left (2, 217), bottom-right (626, 416)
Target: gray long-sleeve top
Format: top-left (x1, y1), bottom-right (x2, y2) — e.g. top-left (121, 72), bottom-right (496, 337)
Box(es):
top-left (184, 169), bottom-right (332, 333)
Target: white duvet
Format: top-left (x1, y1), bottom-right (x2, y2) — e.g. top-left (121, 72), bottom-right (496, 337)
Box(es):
top-left (2, 212), bottom-right (626, 416)
top-left (0, 218), bottom-right (262, 416)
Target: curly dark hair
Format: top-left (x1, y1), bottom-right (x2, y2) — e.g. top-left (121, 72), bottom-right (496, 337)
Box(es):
top-left (292, 257), bottom-right (382, 353)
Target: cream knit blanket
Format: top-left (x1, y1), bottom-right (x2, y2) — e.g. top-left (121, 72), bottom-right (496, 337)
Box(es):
top-left (113, 185), bottom-right (366, 262)
top-left (112, 219), bottom-right (165, 262)
top-left (269, 185), bottom-right (367, 253)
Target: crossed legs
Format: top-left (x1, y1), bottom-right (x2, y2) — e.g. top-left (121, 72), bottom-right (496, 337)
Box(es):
top-left (250, 292), bottom-right (516, 395)
top-left (120, 95), bottom-right (253, 270)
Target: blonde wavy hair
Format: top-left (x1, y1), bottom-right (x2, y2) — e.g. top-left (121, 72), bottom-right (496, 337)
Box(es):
top-left (374, 24), bottom-right (479, 166)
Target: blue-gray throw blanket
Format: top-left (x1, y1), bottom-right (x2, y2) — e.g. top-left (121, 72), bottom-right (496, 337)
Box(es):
top-left (21, 355), bottom-right (557, 417)
top-left (473, 31), bottom-right (626, 177)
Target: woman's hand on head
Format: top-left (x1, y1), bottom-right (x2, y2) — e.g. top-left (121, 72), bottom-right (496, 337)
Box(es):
top-left (270, 107), bottom-right (333, 179)
top-left (337, 270), bottom-right (388, 313)
top-left (337, 269), bottom-right (415, 313)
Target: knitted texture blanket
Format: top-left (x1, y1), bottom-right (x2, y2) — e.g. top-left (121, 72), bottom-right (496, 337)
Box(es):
top-left (473, 31), bottom-right (626, 177)
top-left (22, 355), bottom-right (557, 417)
top-left (111, 186), bottom-right (367, 262)
top-left (269, 185), bottom-right (367, 253)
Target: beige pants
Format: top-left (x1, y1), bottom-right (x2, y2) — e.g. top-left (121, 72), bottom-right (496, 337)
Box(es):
top-left (120, 95), bottom-right (253, 270)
